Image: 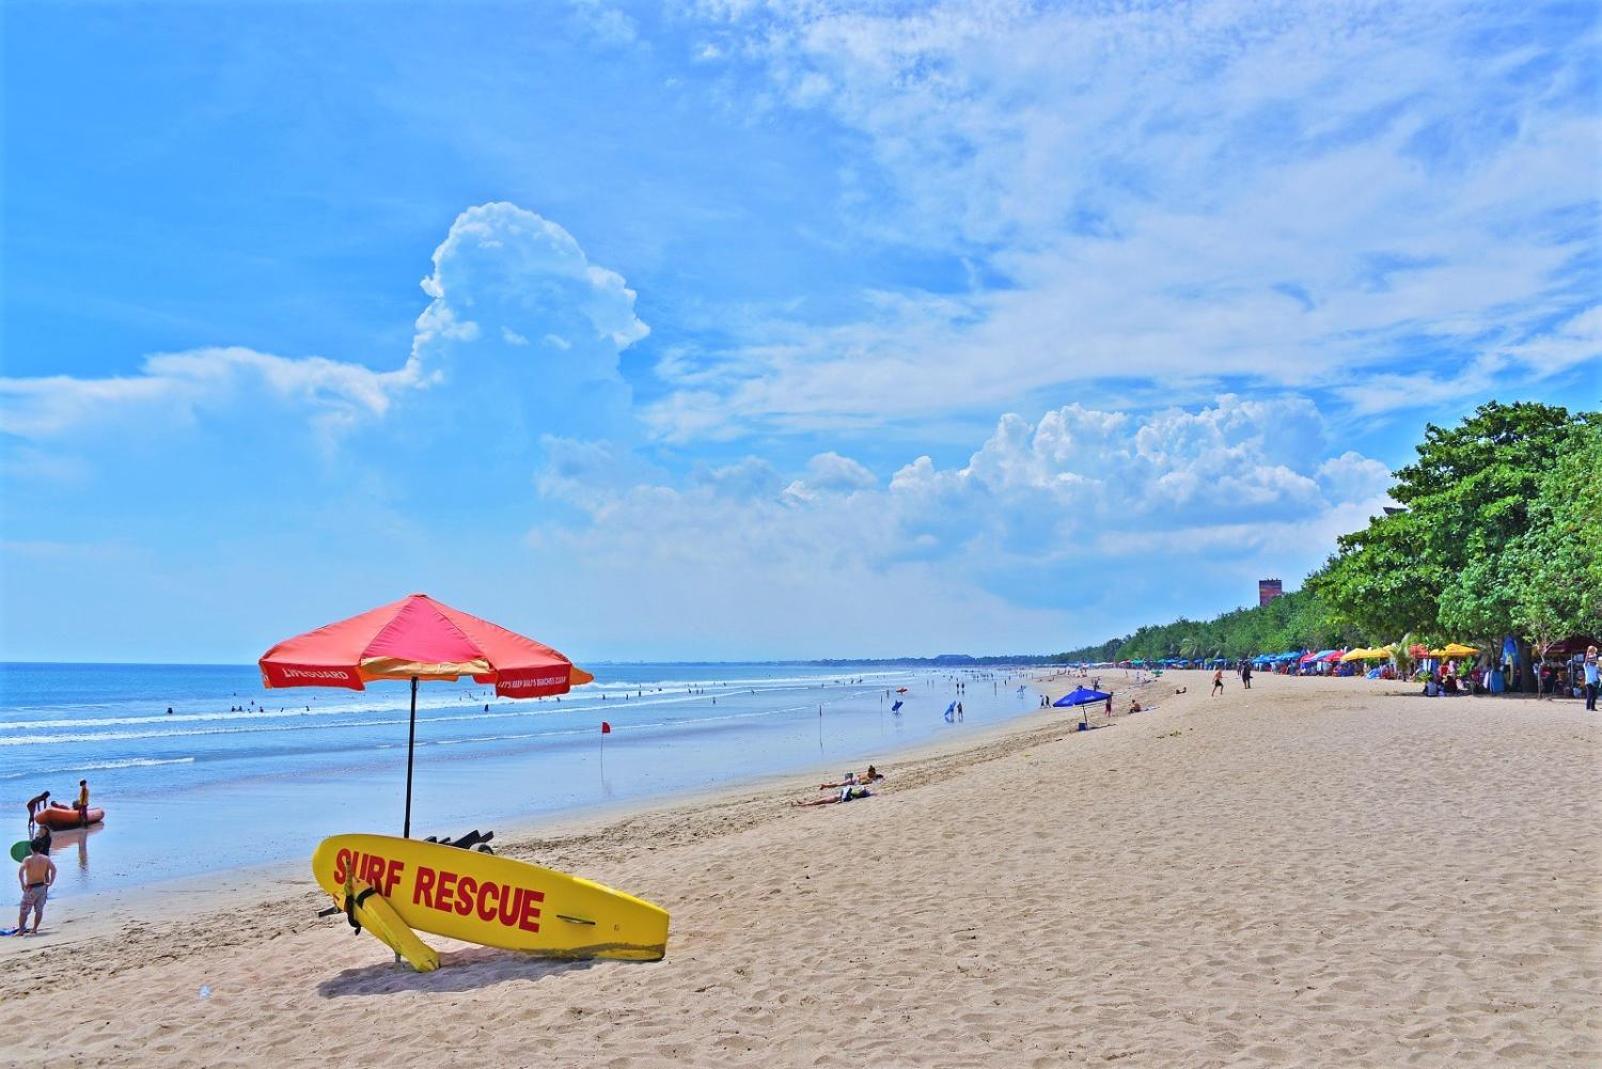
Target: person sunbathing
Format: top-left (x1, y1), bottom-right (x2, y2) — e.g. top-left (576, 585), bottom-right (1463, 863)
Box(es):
top-left (795, 785), bottom-right (874, 806)
top-left (817, 765), bottom-right (882, 789)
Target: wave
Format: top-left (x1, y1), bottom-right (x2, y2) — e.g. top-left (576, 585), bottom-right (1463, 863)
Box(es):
top-left (0, 685), bottom-right (887, 748)
top-left (0, 675), bottom-right (903, 730)
top-left (0, 755), bottom-right (195, 779)
top-left (0, 669), bottom-right (913, 721)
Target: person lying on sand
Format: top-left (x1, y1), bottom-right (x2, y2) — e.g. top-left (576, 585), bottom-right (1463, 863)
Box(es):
top-left (817, 765), bottom-right (882, 789)
top-left (795, 785), bottom-right (874, 807)
top-left (1127, 701), bottom-right (1142, 713)
top-left (15, 840), bottom-right (56, 936)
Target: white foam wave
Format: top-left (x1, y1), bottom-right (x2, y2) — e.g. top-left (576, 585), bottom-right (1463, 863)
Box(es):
top-left (0, 674), bottom-right (902, 730)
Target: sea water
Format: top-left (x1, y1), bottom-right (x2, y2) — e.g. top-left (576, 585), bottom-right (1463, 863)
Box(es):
top-left (0, 662), bottom-right (1047, 899)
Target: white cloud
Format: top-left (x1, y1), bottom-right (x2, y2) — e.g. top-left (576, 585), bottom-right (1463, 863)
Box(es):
top-left (783, 450), bottom-right (877, 499)
top-left (647, 0), bottom-right (1600, 438)
top-left (1, 203), bottom-right (649, 449)
top-left (1317, 451), bottom-right (1395, 504)
top-left (0, 345), bottom-right (423, 441)
top-left (567, 0), bottom-right (637, 46)
top-left (536, 394), bottom-right (1392, 651)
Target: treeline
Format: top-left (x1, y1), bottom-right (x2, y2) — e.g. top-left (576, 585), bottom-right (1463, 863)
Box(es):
top-left (1058, 402), bottom-right (1602, 685)
top-left (1057, 588), bottom-right (1352, 663)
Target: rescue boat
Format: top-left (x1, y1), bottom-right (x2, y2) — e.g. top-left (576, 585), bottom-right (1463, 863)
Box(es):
top-left (36, 804), bottom-right (105, 830)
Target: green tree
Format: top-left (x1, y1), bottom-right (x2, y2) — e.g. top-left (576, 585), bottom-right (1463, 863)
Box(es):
top-left (1313, 401), bottom-right (1589, 691)
top-left (1508, 419), bottom-right (1602, 653)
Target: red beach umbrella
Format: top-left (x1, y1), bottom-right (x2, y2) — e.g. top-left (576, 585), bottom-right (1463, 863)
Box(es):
top-left (260, 593), bottom-right (593, 837)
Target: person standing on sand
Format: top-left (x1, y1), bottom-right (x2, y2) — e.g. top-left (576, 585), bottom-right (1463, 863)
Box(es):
top-left (15, 839), bottom-right (56, 936)
top-left (1584, 646), bottom-right (1599, 712)
top-left (1240, 660), bottom-right (1253, 689)
top-left (1211, 668), bottom-right (1225, 697)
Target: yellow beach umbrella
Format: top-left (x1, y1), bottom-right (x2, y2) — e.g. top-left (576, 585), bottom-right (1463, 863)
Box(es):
top-left (1429, 642), bottom-right (1479, 658)
top-left (1339, 648), bottom-right (1372, 663)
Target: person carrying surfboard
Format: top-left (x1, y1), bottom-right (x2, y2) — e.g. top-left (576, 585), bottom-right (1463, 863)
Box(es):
top-left (15, 839), bottom-right (56, 936)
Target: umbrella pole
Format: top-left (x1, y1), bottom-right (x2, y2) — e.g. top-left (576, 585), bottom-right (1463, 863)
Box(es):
top-left (403, 675), bottom-right (418, 839)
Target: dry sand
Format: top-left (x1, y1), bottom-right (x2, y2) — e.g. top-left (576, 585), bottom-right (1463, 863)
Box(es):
top-left (1, 671), bottom-right (1597, 1067)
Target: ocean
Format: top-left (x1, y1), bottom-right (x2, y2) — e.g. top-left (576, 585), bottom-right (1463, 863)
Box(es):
top-left (1, 661), bottom-right (1047, 900)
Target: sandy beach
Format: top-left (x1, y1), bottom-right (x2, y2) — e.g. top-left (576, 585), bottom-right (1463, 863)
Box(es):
top-left (2, 670), bottom-right (1597, 1067)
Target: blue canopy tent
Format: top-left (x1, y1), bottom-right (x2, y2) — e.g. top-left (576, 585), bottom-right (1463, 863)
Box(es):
top-left (1053, 686), bottom-right (1112, 729)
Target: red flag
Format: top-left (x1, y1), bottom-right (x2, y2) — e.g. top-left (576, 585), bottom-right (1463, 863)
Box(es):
top-left (600, 721), bottom-right (612, 734)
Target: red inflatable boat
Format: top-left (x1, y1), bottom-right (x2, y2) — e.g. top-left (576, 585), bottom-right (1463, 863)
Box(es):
top-left (35, 804), bottom-right (105, 830)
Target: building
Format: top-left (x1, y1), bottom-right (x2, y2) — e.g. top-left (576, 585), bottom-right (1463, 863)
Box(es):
top-left (1258, 578), bottom-right (1284, 607)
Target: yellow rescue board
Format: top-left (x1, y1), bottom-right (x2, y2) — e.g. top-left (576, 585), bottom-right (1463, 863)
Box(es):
top-left (335, 881), bottom-right (441, 972)
top-left (312, 834), bottom-right (668, 961)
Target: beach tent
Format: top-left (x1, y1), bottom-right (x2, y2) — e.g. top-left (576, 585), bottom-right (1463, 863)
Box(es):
top-left (1542, 635), bottom-right (1601, 658)
top-left (260, 593), bottom-right (591, 838)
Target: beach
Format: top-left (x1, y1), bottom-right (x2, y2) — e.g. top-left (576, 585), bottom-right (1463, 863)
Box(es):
top-left (2, 670), bottom-right (1598, 1067)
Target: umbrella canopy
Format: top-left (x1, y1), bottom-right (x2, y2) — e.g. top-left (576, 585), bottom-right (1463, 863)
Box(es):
top-left (1054, 686), bottom-right (1111, 727)
top-left (1053, 687), bottom-right (1111, 708)
top-left (1429, 643), bottom-right (1478, 658)
top-left (1339, 648), bottom-right (1372, 663)
top-left (260, 593), bottom-right (592, 696)
top-left (260, 594), bottom-right (591, 837)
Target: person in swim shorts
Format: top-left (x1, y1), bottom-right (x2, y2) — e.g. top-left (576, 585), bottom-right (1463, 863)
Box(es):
top-left (16, 840), bottom-right (56, 936)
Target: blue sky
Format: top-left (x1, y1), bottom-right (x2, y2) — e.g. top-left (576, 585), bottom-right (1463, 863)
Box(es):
top-left (2, 1), bottom-right (1598, 662)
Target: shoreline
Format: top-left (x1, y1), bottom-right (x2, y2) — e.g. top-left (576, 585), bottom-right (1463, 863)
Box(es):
top-left (5, 670), bottom-right (1595, 1066)
top-left (0, 668), bottom-right (1097, 955)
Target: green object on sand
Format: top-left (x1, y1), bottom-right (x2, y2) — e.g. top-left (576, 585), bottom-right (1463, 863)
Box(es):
top-left (9, 841), bottom-right (29, 863)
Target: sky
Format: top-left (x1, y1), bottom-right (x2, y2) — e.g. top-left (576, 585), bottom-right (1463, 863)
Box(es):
top-left (1, 0), bottom-right (1598, 663)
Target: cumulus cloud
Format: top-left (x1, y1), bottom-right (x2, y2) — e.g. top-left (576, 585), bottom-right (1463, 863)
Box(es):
top-left (1, 203), bottom-right (649, 452)
top-left (1317, 451), bottom-right (1395, 504)
top-left (783, 451), bottom-right (877, 499)
top-left (536, 394), bottom-right (1394, 648)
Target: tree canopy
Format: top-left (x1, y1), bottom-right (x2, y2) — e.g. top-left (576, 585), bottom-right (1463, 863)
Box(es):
top-left (1059, 401), bottom-right (1600, 678)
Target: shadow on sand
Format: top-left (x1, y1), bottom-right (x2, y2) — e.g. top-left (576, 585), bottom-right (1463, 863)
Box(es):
top-left (317, 945), bottom-right (624, 998)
